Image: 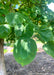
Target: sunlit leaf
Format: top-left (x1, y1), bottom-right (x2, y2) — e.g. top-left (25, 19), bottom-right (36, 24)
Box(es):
top-left (13, 37), bottom-right (37, 66)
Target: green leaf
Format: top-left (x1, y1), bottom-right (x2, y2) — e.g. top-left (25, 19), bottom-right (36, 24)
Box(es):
top-left (0, 25), bottom-right (10, 38)
top-left (23, 22), bottom-right (34, 38)
top-left (43, 41), bottom-right (54, 58)
top-left (5, 12), bottom-right (23, 26)
top-left (14, 24), bottom-right (24, 38)
top-left (0, 16), bottom-right (5, 24)
top-left (5, 12), bottom-right (32, 27)
top-left (13, 37), bottom-right (37, 66)
top-left (30, 0), bottom-right (36, 3)
top-left (38, 26), bottom-right (53, 42)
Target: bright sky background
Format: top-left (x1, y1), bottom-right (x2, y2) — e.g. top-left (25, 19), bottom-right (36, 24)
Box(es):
top-left (47, 2), bottom-right (54, 12)
top-left (15, 5), bottom-right (19, 9)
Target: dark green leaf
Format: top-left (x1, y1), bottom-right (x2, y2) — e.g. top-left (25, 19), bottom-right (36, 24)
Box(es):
top-left (23, 22), bottom-right (34, 38)
top-left (38, 26), bottom-right (53, 42)
top-left (0, 25), bottom-right (10, 38)
top-left (43, 41), bottom-right (54, 58)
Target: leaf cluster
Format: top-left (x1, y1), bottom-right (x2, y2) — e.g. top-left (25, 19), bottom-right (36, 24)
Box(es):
top-left (0, 0), bottom-right (54, 66)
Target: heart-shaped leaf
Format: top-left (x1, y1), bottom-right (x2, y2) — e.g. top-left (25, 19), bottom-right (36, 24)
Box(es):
top-left (13, 37), bottom-right (37, 66)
